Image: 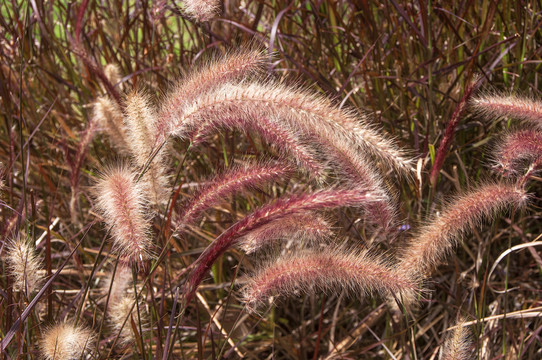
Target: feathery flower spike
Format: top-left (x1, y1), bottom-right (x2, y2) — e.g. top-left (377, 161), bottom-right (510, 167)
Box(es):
top-left (182, 0), bottom-right (220, 21)
top-left (183, 188), bottom-right (383, 305)
top-left (92, 96), bottom-right (130, 152)
top-left (173, 81), bottom-right (414, 176)
top-left (124, 91), bottom-right (169, 205)
top-left (441, 318), bottom-right (471, 360)
top-left (238, 212), bottom-right (332, 254)
top-left (102, 264), bottom-right (132, 304)
top-left (398, 183), bottom-right (527, 277)
top-left (175, 162), bottom-right (292, 233)
top-left (39, 322), bottom-right (95, 360)
top-left (192, 115), bottom-right (325, 178)
top-left (95, 165), bottom-right (152, 264)
top-left (158, 49), bottom-right (266, 143)
top-left (244, 248), bottom-right (418, 310)
top-left (471, 94), bottom-right (542, 126)
top-left (5, 235), bottom-right (43, 293)
top-left (493, 129), bottom-right (542, 176)
top-left (109, 296), bottom-right (142, 345)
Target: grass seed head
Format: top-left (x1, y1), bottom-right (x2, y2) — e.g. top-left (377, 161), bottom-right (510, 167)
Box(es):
top-left (39, 322), bottom-right (95, 360)
top-left (471, 94), bottom-right (542, 126)
top-left (94, 165), bottom-right (152, 264)
top-left (5, 235), bottom-right (43, 293)
top-left (243, 247), bottom-right (419, 311)
top-left (399, 182), bottom-right (528, 277)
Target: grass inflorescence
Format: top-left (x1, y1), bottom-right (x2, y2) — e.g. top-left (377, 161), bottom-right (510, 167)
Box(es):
top-left (1, 1), bottom-right (541, 359)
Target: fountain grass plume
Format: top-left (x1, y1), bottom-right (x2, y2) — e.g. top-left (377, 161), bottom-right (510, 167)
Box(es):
top-left (5, 235), bottom-right (43, 293)
top-left (182, 0), bottom-right (220, 21)
top-left (471, 94), bottom-right (542, 126)
top-left (442, 318), bottom-right (471, 360)
top-left (238, 212), bottom-right (333, 254)
top-left (124, 91), bottom-right (169, 205)
top-left (175, 161), bottom-right (293, 234)
top-left (92, 96), bottom-right (130, 152)
top-left (171, 81), bottom-right (414, 177)
top-left (191, 115), bottom-right (326, 178)
top-left (492, 128), bottom-right (542, 177)
top-left (158, 48), bottom-right (266, 142)
top-left (102, 264), bottom-right (144, 346)
top-left (124, 91), bottom-right (159, 166)
top-left (102, 264), bottom-right (132, 304)
top-left (243, 247), bottom-right (419, 311)
top-left (39, 322), bottom-right (95, 360)
top-left (398, 182), bottom-right (528, 277)
top-left (94, 164), bottom-right (152, 264)
top-left (104, 64), bottom-right (123, 90)
top-left (323, 131), bottom-right (398, 229)
top-left (182, 188), bottom-right (383, 305)
top-left (109, 296), bottom-right (142, 346)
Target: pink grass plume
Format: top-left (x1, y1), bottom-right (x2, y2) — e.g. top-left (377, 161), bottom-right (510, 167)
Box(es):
top-left (158, 49), bottom-right (266, 142)
top-left (492, 129), bottom-right (542, 184)
top-left (172, 81), bottom-right (414, 177)
top-left (243, 248), bottom-right (418, 311)
top-left (238, 212), bottom-right (332, 254)
top-left (94, 165), bottom-right (152, 265)
top-left (175, 161), bottom-right (292, 234)
top-left (471, 94), bottom-right (542, 127)
top-left (182, 188), bottom-right (383, 305)
top-left (398, 182), bottom-right (528, 277)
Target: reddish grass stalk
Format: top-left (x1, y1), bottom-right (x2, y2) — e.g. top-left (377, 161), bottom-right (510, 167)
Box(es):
top-left (471, 94), bottom-right (542, 126)
top-left (243, 249), bottom-right (418, 310)
top-left (398, 183), bottom-right (527, 277)
top-left (238, 212), bottom-right (332, 254)
top-left (175, 162), bottom-right (292, 233)
top-left (430, 78), bottom-right (480, 188)
top-left (182, 188), bottom-right (382, 305)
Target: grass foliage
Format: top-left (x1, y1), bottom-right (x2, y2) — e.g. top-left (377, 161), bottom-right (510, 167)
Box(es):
top-left (1, 1), bottom-right (542, 359)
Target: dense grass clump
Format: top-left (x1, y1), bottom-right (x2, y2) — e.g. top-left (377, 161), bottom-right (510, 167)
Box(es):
top-left (1, 1), bottom-right (541, 359)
